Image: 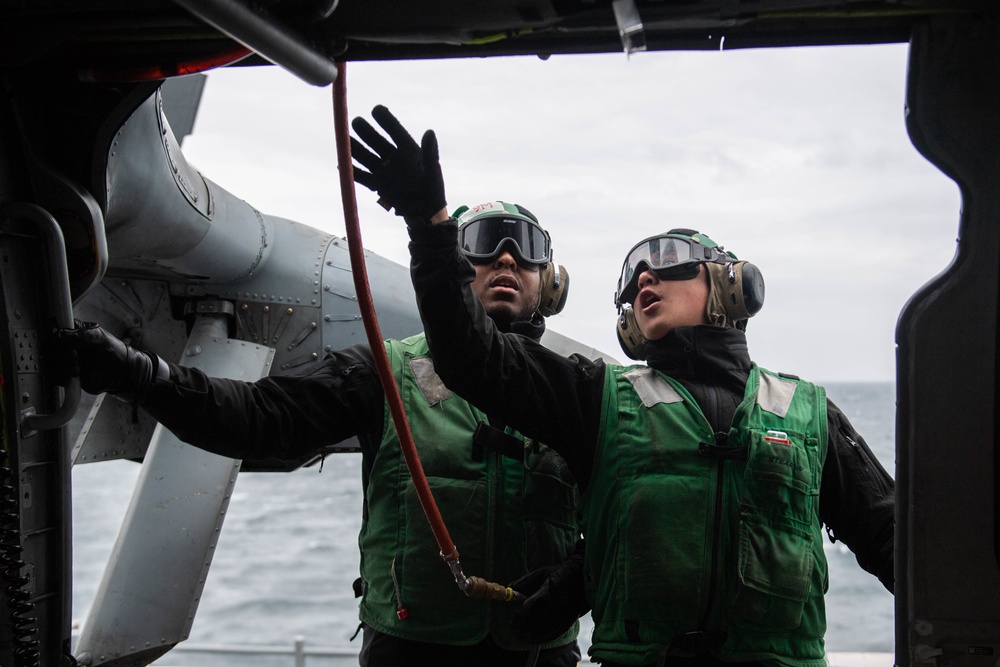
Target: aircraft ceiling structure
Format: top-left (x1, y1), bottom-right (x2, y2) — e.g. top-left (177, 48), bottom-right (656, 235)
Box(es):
top-left (0, 1), bottom-right (993, 86)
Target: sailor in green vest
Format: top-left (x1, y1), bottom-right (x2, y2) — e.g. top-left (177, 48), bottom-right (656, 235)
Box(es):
top-left (52, 199), bottom-right (584, 667)
top-left (347, 106), bottom-right (896, 667)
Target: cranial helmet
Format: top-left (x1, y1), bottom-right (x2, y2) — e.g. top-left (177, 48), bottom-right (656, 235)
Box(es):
top-left (614, 228), bottom-right (765, 360)
top-left (453, 201), bottom-right (569, 317)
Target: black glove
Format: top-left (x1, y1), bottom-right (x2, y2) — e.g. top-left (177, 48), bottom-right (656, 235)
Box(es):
top-left (509, 539), bottom-right (590, 644)
top-left (351, 105), bottom-right (446, 220)
top-left (51, 320), bottom-right (157, 404)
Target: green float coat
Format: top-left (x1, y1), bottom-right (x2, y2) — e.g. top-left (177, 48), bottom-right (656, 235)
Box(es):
top-left (358, 334), bottom-right (580, 649)
top-left (584, 364), bottom-right (829, 666)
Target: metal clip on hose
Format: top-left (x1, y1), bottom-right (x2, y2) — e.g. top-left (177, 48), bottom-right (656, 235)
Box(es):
top-left (442, 549), bottom-right (524, 603)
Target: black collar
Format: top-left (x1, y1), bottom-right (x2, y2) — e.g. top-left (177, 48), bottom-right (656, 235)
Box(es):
top-left (504, 311), bottom-right (546, 343)
top-left (644, 325), bottom-right (751, 381)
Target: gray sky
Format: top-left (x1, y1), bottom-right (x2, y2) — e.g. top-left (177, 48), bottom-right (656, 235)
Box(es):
top-left (183, 43), bottom-right (960, 383)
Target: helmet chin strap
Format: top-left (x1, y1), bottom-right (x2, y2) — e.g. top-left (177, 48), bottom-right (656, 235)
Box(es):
top-left (705, 263), bottom-right (736, 328)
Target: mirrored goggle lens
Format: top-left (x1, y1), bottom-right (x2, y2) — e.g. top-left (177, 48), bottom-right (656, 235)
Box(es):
top-left (615, 236), bottom-right (717, 305)
top-left (623, 236), bottom-right (697, 281)
top-left (459, 217), bottom-right (551, 265)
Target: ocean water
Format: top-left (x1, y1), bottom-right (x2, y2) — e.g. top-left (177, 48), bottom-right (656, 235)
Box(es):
top-left (71, 381), bottom-right (896, 666)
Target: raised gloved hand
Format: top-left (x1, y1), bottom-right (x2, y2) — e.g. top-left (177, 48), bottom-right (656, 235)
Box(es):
top-left (509, 539), bottom-right (590, 644)
top-left (351, 105), bottom-right (446, 220)
top-left (51, 320), bottom-right (157, 404)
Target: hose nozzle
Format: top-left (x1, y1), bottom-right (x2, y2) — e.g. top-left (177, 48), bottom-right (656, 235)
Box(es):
top-left (463, 576), bottom-right (525, 602)
top-left (441, 549), bottom-right (524, 602)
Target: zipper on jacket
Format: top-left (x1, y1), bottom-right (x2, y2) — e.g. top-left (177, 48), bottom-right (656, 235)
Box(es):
top-left (483, 447), bottom-right (502, 629)
top-left (699, 455), bottom-right (726, 631)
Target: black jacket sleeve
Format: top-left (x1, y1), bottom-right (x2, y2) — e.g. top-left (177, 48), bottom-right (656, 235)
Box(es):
top-left (409, 221), bottom-right (605, 487)
top-left (141, 343), bottom-right (385, 463)
top-left (820, 399), bottom-right (895, 593)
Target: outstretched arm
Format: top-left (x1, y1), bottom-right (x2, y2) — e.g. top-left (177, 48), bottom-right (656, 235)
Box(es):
top-left (53, 322), bottom-right (384, 462)
top-left (350, 105), bottom-right (605, 483)
top-left (144, 345), bottom-right (383, 461)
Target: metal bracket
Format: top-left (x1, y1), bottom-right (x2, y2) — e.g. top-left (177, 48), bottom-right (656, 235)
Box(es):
top-left (612, 0), bottom-right (647, 56)
top-left (1, 202), bottom-right (81, 434)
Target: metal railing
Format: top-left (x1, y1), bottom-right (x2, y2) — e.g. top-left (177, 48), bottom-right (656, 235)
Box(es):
top-left (152, 636), bottom-right (357, 666)
top-left (72, 632), bottom-right (888, 667)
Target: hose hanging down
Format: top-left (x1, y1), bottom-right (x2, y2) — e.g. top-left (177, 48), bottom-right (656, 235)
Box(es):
top-left (331, 62), bottom-right (521, 607)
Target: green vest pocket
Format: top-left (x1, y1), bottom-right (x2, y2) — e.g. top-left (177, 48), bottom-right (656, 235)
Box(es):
top-left (730, 515), bottom-right (814, 630)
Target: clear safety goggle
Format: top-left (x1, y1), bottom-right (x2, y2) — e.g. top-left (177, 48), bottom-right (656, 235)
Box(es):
top-left (615, 234), bottom-right (729, 306)
top-left (458, 216), bottom-right (552, 267)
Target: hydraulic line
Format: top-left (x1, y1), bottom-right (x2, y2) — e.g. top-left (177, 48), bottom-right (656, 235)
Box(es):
top-left (331, 62), bottom-right (519, 605)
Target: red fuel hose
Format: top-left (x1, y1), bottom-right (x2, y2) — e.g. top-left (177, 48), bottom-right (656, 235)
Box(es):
top-left (331, 61), bottom-right (457, 561)
top-left (331, 63), bottom-right (520, 605)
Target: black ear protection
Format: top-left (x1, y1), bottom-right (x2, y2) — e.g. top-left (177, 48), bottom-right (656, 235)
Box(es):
top-left (538, 263), bottom-right (570, 317)
top-left (616, 306), bottom-right (647, 360)
top-left (709, 260), bottom-right (765, 329)
top-left (737, 261), bottom-right (765, 317)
